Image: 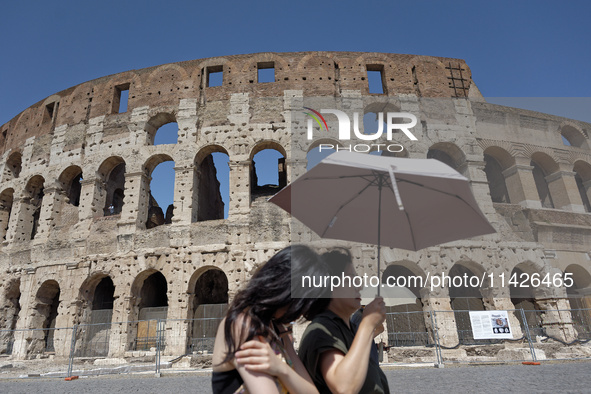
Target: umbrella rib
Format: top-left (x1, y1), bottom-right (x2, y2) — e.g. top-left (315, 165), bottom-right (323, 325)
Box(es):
top-left (396, 178), bottom-right (486, 220)
top-left (320, 181), bottom-right (375, 238)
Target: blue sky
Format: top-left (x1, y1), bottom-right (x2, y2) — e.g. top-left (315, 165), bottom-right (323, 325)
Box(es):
top-left (1, 0), bottom-right (590, 216)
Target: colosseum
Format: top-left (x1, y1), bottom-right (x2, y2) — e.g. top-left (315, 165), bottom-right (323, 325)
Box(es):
top-left (0, 51), bottom-right (590, 364)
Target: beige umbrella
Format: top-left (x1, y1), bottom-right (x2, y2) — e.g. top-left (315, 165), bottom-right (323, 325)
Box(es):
top-left (360, 285), bottom-right (417, 307)
top-left (269, 151), bottom-right (495, 295)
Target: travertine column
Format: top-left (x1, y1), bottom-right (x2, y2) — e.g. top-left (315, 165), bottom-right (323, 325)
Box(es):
top-left (78, 178), bottom-right (105, 221)
top-left (502, 163), bottom-right (542, 208)
top-left (172, 165), bottom-right (195, 225)
top-left (545, 170), bottom-right (585, 212)
top-left (118, 172), bottom-right (149, 234)
top-left (228, 160), bottom-right (250, 218)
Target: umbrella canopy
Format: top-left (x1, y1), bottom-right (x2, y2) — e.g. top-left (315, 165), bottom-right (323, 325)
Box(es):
top-left (269, 151), bottom-right (495, 252)
top-left (360, 285), bottom-right (417, 307)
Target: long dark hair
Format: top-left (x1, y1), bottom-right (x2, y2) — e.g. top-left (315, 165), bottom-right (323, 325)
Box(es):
top-left (305, 248), bottom-right (354, 320)
top-left (222, 244), bottom-right (328, 363)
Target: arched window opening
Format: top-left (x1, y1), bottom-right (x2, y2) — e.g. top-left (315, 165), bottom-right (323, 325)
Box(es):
top-left (4, 152), bottom-right (21, 180)
top-left (565, 265), bottom-right (591, 340)
top-left (23, 176), bottom-right (44, 241)
top-left (427, 148), bottom-right (457, 170)
top-left (0, 279), bottom-right (21, 354)
top-left (57, 166), bottom-right (83, 228)
top-left (197, 152), bottom-right (229, 221)
top-left (381, 265), bottom-right (427, 347)
top-left (251, 149), bottom-right (286, 198)
top-left (67, 173), bottom-right (83, 207)
top-left (146, 160), bottom-right (175, 229)
top-left (32, 281), bottom-right (60, 354)
top-left (93, 277), bottom-right (115, 311)
top-left (561, 125), bottom-right (588, 149)
top-left (147, 113), bottom-right (177, 145)
top-left (0, 189), bottom-right (14, 241)
top-left (531, 160), bottom-right (554, 208)
top-left (510, 266), bottom-right (543, 336)
top-left (154, 122), bottom-right (179, 145)
top-left (103, 162), bottom-right (126, 216)
top-left (140, 272), bottom-right (168, 309)
top-left (135, 271), bottom-right (168, 350)
top-left (190, 269), bottom-right (229, 353)
top-left (484, 154), bottom-right (510, 203)
top-left (307, 145), bottom-right (335, 170)
top-left (449, 264), bottom-right (486, 344)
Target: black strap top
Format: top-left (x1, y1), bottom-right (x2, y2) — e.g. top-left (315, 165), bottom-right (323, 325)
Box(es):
top-left (212, 368), bottom-right (244, 394)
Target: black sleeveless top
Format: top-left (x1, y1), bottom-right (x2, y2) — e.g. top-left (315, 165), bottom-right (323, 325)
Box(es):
top-left (212, 368), bottom-right (244, 394)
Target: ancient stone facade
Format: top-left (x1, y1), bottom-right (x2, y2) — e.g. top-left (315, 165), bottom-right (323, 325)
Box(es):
top-left (0, 51), bottom-right (590, 360)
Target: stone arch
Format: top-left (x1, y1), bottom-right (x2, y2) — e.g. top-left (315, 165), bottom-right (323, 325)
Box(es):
top-left (573, 160), bottom-right (591, 212)
top-left (143, 154), bottom-right (175, 229)
top-left (427, 142), bottom-right (466, 173)
top-left (483, 146), bottom-right (514, 203)
top-left (0, 278), bottom-right (21, 354)
top-left (195, 146), bottom-right (229, 222)
top-left (29, 280), bottom-right (61, 354)
top-left (146, 112), bottom-right (178, 145)
top-left (58, 165), bottom-right (83, 207)
top-left (530, 152), bottom-right (559, 209)
top-left (306, 138), bottom-right (341, 170)
top-left (560, 124), bottom-right (588, 149)
top-left (4, 151), bottom-right (22, 181)
top-left (0, 188), bottom-right (14, 241)
top-left (97, 156), bottom-right (126, 216)
top-left (381, 262), bottom-right (429, 346)
top-left (249, 141), bottom-right (287, 199)
top-left (188, 267), bottom-right (229, 352)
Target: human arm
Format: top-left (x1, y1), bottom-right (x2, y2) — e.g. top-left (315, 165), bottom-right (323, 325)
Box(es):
top-left (236, 331), bottom-right (319, 394)
top-left (319, 298), bottom-right (386, 394)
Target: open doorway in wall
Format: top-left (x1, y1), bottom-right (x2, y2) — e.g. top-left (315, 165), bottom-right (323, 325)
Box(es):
top-left (251, 147), bottom-right (286, 201)
top-left (145, 155), bottom-right (175, 228)
top-left (99, 158), bottom-right (126, 217)
top-left (195, 149), bottom-right (229, 221)
top-left (510, 266), bottom-right (544, 337)
top-left (148, 113), bottom-right (178, 145)
top-left (448, 264), bottom-right (487, 344)
top-left (134, 271), bottom-right (168, 351)
top-left (189, 269), bottom-right (228, 353)
top-left (0, 279), bottom-right (20, 354)
top-left (78, 276), bottom-right (115, 357)
top-left (28, 280), bottom-right (60, 355)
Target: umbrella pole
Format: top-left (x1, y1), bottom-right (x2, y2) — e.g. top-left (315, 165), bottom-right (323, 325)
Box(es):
top-left (377, 172), bottom-right (383, 297)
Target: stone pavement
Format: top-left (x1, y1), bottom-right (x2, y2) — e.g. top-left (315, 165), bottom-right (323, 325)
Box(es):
top-left (0, 361), bottom-right (590, 393)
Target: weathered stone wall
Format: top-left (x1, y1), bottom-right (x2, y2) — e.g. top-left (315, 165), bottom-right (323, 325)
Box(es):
top-left (0, 51), bottom-right (590, 358)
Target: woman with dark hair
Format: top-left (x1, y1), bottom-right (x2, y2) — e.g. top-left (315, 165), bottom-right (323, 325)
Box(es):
top-left (212, 245), bottom-right (327, 394)
top-left (298, 248), bottom-right (389, 394)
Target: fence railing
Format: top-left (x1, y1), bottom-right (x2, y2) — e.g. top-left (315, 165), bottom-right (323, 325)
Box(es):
top-left (1, 309), bottom-right (590, 378)
top-left (385, 308), bottom-right (591, 366)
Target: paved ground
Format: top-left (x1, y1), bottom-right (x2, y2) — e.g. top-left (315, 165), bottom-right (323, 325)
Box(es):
top-left (0, 361), bottom-right (590, 393)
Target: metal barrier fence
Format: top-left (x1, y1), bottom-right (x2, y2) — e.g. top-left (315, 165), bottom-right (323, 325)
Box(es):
top-left (1, 309), bottom-right (590, 378)
top-left (385, 308), bottom-right (591, 366)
